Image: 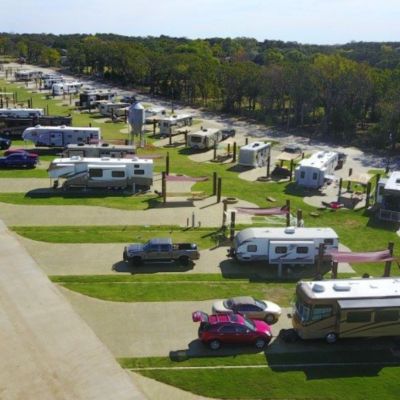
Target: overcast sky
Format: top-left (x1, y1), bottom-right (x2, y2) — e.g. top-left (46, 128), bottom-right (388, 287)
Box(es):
top-left (2, 0), bottom-right (400, 44)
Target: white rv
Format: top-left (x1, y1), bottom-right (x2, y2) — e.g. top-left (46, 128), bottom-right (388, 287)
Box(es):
top-left (376, 171), bottom-right (400, 222)
top-left (0, 108), bottom-right (44, 118)
top-left (22, 126), bottom-right (101, 147)
top-left (295, 151), bottom-right (338, 188)
top-left (42, 75), bottom-right (64, 89)
top-left (77, 89), bottom-right (116, 108)
top-left (15, 70), bottom-right (42, 81)
top-left (52, 81), bottom-right (83, 96)
top-left (63, 143), bottom-right (135, 158)
top-left (145, 107), bottom-right (166, 123)
top-left (187, 128), bottom-right (222, 150)
top-left (293, 278), bottom-right (400, 343)
top-left (98, 102), bottom-right (130, 117)
top-left (48, 156), bottom-right (153, 190)
top-left (230, 227), bottom-right (339, 264)
top-left (238, 141), bottom-right (271, 168)
top-left (159, 114), bottom-right (193, 136)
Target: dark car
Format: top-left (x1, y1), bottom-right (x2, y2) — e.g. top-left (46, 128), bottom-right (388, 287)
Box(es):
top-left (0, 152), bottom-right (38, 168)
top-left (0, 136), bottom-right (11, 150)
top-left (192, 311), bottom-right (272, 350)
top-left (282, 144), bottom-right (302, 154)
top-left (336, 152), bottom-right (347, 169)
top-left (221, 128), bottom-right (236, 140)
top-left (4, 149), bottom-right (39, 158)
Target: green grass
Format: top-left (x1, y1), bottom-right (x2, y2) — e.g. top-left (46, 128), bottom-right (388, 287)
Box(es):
top-left (50, 274), bottom-right (295, 304)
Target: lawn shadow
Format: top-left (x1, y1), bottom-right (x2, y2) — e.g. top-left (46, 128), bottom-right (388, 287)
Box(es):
top-left (112, 260), bottom-right (194, 274)
top-left (226, 164), bottom-right (252, 173)
top-left (366, 214), bottom-right (400, 232)
top-left (25, 188), bottom-right (154, 199)
top-left (284, 182), bottom-right (322, 198)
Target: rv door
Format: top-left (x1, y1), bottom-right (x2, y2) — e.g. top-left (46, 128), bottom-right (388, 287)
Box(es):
top-left (269, 241), bottom-right (315, 265)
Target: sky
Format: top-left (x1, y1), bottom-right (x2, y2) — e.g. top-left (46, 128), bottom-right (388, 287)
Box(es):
top-left (2, 0), bottom-right (400, 44)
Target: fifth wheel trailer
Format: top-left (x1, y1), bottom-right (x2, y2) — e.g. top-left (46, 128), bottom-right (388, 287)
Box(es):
top-left (187, 128), bottom-right (222, 150)
top-left (62, 143), bottom-right (135, 158)
top-left (238, 141), bottom-right (271, 168)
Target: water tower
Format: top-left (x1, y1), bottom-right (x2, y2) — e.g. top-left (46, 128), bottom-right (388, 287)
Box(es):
top-left (127, 101), bottom-right (145, 146)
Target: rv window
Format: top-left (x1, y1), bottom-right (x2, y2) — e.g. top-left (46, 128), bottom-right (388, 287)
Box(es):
top-left (134, 164), bottom-right (140, 168)
top-left (275, 246), bottom-right (287, 254)
top-left (378, 186), bottom-right (385, 195)
top-left (89, 169), bottom-right (103, 178)
top-left (300, 171), bottom-right (305, 179)
top-left (324, 239), bottom-right (334, 246)
top-left (111, 171), bottom-right (125, 178)
top-left (296, 247), bottom-right (309, 254)
top-left (346, 311), bottom-right (371, 323)
top-left (134, 169), bottom-right (145, 175)
top-left (190, 136), bottom-right (202, 143)
top-left (247, 244), bottom-right (257, 252)
top-left (375, 310), bottom-right (399, 323)
top-left (312, 172), bottom-right (318, 180)
top-left (310, 305), bottom-right (332, 321)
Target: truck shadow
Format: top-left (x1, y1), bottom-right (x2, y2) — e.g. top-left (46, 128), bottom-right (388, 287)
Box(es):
top-left (112, 260), bottom-right (194, 273)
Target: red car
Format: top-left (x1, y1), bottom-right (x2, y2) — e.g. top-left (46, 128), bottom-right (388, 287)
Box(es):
top-left (192, 311), bottom-right (272, 350)
top-left (4, 149), bottom-right (39, 158)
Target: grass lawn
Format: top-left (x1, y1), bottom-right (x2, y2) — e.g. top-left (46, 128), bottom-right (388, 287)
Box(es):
top-left (50, 274), bottom-right (295, 304)
top-left (0, 169), bottom-right (48, 178)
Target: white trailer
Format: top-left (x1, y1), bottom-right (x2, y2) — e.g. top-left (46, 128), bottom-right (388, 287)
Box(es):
top-left (22, 125), bottom-right (101, 147)
top-left (48, 156), bottom-right (153, 190)
top-left (239, 141), bottom-right (271, 168)
top-left (52, 81), bottom-right (83, 95)
top-left (295, 151), bottom-right (338, 188)
top-left (376, 171), bottom-right (400, 222)
top-left (230, 227), bottom-right (338, 264)
top-left (159, 114), bottom-right (193, 136)
top-left (187, 128), bottom-right (222, 150)
top-left (0, 108), bottom-right (44, 118)
top-left (63, 143), bottom-right (135, 158)
top-left (145, 107), bottom-right (166, 123)
top-left (15, 70), bottom-right (42, 81)
top-left (42, 75), bottom-right (64, 89)
top-left (98, 102), bottom-right (130, 117)
top-left (77, 89), bottom-right (116, 108)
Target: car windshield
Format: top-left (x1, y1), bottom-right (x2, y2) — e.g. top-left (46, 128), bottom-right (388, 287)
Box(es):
top-left (254, 299), bottom-right (266, 309)
top-left (242, 317), bottom-right (255, 330)
top-left (223, 299), bottom-right (234, 309)
top-left (295, 298), bottom-right (312, 323)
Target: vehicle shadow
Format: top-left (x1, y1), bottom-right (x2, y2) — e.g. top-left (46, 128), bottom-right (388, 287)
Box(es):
top-left (112, 260), bottom-right (194, 273)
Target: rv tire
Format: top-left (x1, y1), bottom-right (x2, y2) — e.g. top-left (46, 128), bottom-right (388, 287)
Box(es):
top-left (325, 332), bottom-right (337, 344)
top-left (208, 339), bottom-right (221, 350)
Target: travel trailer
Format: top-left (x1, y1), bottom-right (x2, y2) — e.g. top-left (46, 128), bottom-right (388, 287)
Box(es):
top-left (145, 107), bottom-right (166, 123)
top-left (14, 70), bottom-right (42, 81)
top-left (77, 89), bottom-right (116, 108)
top-left (62, 143), bottom-right (136, 158)
top-left (159, 114), bottom-right (193, 136)
top-left (295, 151), bottom-right (339, 188)
top-left (52, 81), bottom-right (83, 96)
top-left (238, 141), bottom-right (271, 168)
top-left (376, 171), bottom-right (400, 222)
top-left (187, 128), bottom-right (222, 150)
top-left (48, 156), bottom-right (153, 190)
top-left (230, 227), bottom-right (339, 264)
top-left (0, 108), bottom-right (44, 118)
top-left (41, 74), bottom-right (64, 89)
top-left (293, 278), bottom-right (400, 343)
top-left (98, 102), bottom-right (130, 117)
top-left (22, 126), bottom-right (100, 147)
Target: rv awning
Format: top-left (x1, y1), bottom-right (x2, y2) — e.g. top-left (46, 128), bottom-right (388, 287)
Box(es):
top-left (88, 164), bottom-right (125, 169)
top-left (165, 175), bottom-right (208, 182)
top-left (338, 298), bottom-right (400, 310)
top-left (276, 152), bottom-right (301, 162)
top-left (347, 173), bottom-right (372, 185)
top-left (327, 249), bottom-right (395, 263)
top-left (235, 206), bottom-right (289, 215)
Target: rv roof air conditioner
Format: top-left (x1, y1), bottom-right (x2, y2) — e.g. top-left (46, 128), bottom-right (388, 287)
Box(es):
top-left (312, 283), bottom-right (325, 293)
top-left (284, 227), bottom-right (296, 234)
top-left (252, 143), bottom-right (260, 148)
top-left (333, 283), bottom-right (351, 292)
top-left (101, 157), bottom-right (111, 161)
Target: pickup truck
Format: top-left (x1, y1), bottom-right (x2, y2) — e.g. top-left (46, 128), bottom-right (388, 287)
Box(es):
top-left (123, 238), bottom-right (200, 266)
top-left (0, 152), bottom-right (38, 168)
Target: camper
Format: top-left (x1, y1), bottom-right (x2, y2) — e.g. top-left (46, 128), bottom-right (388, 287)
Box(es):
top-left (187, 128), bottom-right (222, 150)
top-left (77, 89), bottom-right (116, 108)
top-left (0, 108), bottom-right (44, 118)
top-left (63, 143), bottom-right (135, 158)
top-left (52, 81), bottom-right (83, 96)
top-left (230, 227), bottom-right (338, 264)
top-left (145, 107), bottom-right (166, 123)
top-left (98, 102), bottom-right (130, 117)
top-left (239, 141), bottom-right (271, 168)
top-left (42, 75), bottom-right (64, 90)
top-left (22, 126), bottom-right (100, 147)
top-left (376, 171), bottom-right (400, 222)
top-left (15, 70), bottom-right (42, 81)
top-left (293, 278), bottom-right (400, 343)
top-left (295, 151), bottom-right (339, 188)
top-left (159, 114), bottom-right (193, 137)
top-left (48, 156), bottom-right (153, 190)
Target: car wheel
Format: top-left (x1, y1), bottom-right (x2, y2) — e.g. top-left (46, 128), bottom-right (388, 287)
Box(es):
top-left (179, 256), bottom-right (189, 266)
top-left (265, 314), bottom-right (276, 324)
top-left (131, 256), bottom-right (142, 266)
top-left (325, 332), bottom-right (337, 344)
top-left (208, 339), bottom-right (221, 350)
top-left (255, 337), bottom-right (267, 349)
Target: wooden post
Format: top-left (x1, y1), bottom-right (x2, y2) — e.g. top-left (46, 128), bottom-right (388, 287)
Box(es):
top-left (365, 181), bottom-right (372, 208)
top-left (169, 132), bottom-right (172, 146)
top-left (212, 172), bottom-right (217, 196)
top-left (213, 142), bottom-right (217, 161)
top-left (5, 97), bottom-right (8, 108)
top-left (184, 131), bottom-right (188, 146)
top-left (162, 171), bottom-right (167, 204)
top-left (233, 142), bottom-right (237, 162)
top-left (217, 177), bottom-right (222, 203)
top-left (331, 261), bottom-right (338, 279)
top-left (245, 137), bottom-right (249, 145)
top-left (222, 200), bottom-right (228, 227)
top-left (301, 152), bottom-right (305, 159)
top-left (383, 242), bottom-right (395, 277)
top-left (166, 152), bottom-right (170, 175)
top-left (230, 211), bottom-right (236, 241)
top-left (375, 174), bottom-right (381, 204)
top-left (289, 160), bottom-right (294, 181)
top-left (296, 209), bottom-right (303, 227)
top-left (266, 155), bottom-right (271, 178)
top-left (286, 199), bottom-right (291, 227)
top-left (316, 243), bottom-right (325, 279)
top-left (337, 178), bottom-right (343, 202)
top-left (227, 143), bottom-right (231, 155)
top-left (46, 104), bottom-right (49, 116)
top-left (153, 120), bottom-right (156, 136)
top-left (30, 97), bottom-right (33, 108)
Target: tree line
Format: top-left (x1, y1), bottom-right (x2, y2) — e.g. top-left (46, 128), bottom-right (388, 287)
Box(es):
top-left (1, 33), bottom-right (400, 148)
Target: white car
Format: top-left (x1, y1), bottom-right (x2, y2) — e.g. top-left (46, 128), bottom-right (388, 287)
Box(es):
top-left (211, 296), bottom-right (282, 324)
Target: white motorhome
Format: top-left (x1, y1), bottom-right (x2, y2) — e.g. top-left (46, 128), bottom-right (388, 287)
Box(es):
top-left (230, 227), bottom-right (338, 264)
top-left (376, 171), bottom-right (400, 222)
top-left (48, 156), bottom-right (153, 190)
top-left (159, 114), bottom-right (192, 136)
top-left (42, 75), bottom-right (64, 89)
top-left (63, 143), bottom-right (135, 158)
top-left (77, 89), bottom-right (116, 108)
top-left (145, 107), bottom-right (166, 123)
top-left (238, 141), bottom-right (271, 168)
top-left (295, 151), bottom-right (339, 188)
top-left (15, 70), bottom-right (42, 81)
top-left (98, 102), bottom-right (130, 117)
top-left (22, 126), bottom-right (101, 147)
top-left (52, 81), bottom-right (83, 96)
top-left (0, 108), bottom-right (44, 118)
top-left (187, 128), bottom-right (222, 150)
top-left (293, 278), bottom-right (400, 343)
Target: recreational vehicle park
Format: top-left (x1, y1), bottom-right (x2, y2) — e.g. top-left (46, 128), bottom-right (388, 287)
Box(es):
top-left (1, 61), bottom-right (400, 400)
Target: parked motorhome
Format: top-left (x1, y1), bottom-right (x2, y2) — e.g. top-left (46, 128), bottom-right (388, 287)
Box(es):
top-left (48, 156), bottom-right (153, 190)
top-left (159, 114), bottom-right (193, 136)
top-left (230, 227), bottom-right (339, 264)
top-left (0, 108), bottom-right (44, 118)
top-left (145, 107), bottom-right (166, 123)
top-left (239, 141), bottom-right (271, 168)
top-left (77, 89), bottom-right (116, 108)
top-left (15, 70), bottom-right (42, 81)
top-left (42, 75), bottom-right (64, 89)
top-left (22, 126), bottom-right (100, 147)
top-left (293, 278), bottom-right (400, 343)
top-left (376, 171), bottom-right (400, 222)
top-left (187, 128), bottom-right (222, 150)
top-left (52, 81), bottom-right (83, 96)
top-left (98, 102), bottom-right (130, 117)
top-left (62, 143), bottom-right (135, 158)
top-left (295, 151), bottom-right (339, 188)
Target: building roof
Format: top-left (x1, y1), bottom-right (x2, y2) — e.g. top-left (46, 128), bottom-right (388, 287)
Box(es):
top-left (297, 151), bottom-right (338, 169)
top-left (385, 171), bottom-right (400, 192)
top-left (240, 141), bottom-right (270, 152)
top-left (51, 156), bottom-right (153, 165)
top-left (189, 128), bottom-right (220, 137)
